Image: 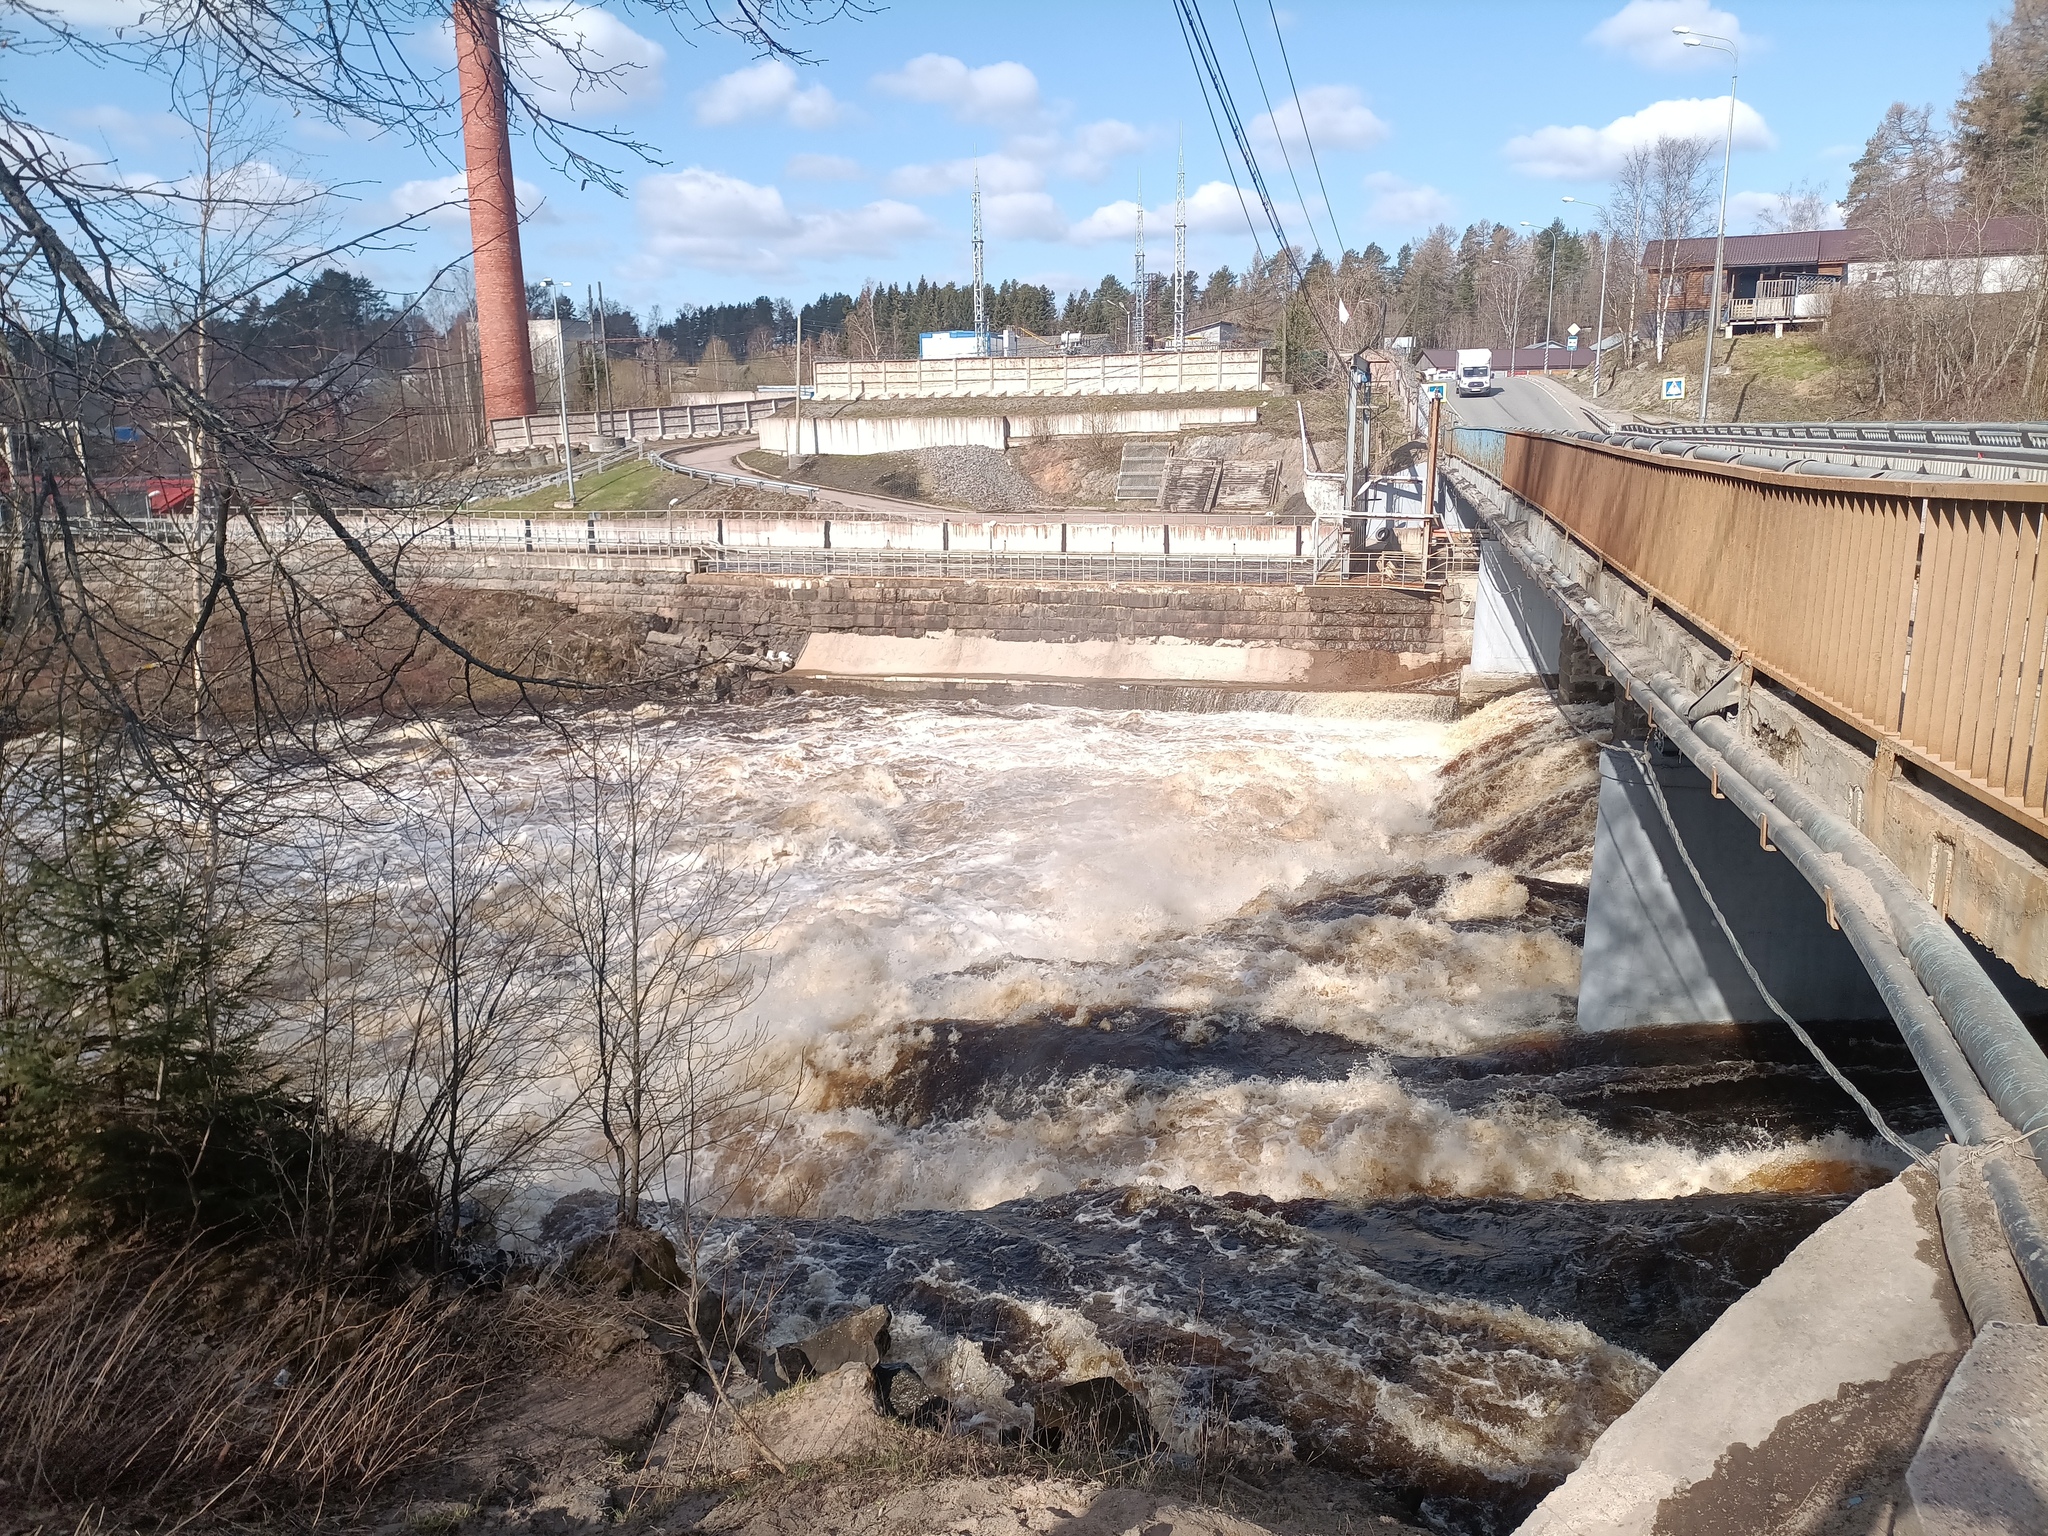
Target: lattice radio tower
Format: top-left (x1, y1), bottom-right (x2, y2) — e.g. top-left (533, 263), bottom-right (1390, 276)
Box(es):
top-left (1132, 173), bottom-right (1145, 352)
top-left (971, 169), bottom-right (988, 356)
top-left (1173, 134), bottom-right (1187, 350)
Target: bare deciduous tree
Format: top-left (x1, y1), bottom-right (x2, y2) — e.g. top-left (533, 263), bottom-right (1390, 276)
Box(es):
top-left (547, 717), bottom-right (781, 1231)
top-left (384, 757), bottom-right (575, 1258)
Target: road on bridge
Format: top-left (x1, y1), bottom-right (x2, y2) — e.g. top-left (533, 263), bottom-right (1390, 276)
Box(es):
top-left (1450, 373), bottom-right (1615, 435)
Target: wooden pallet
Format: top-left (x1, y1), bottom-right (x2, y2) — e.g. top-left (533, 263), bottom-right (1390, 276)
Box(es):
top-left (1214, 459), bottom-right (1280, 511)
top-left (1158, 457), bottom-right (1222, 513)
top-left (1114, 441), bottom-right (1173, 501)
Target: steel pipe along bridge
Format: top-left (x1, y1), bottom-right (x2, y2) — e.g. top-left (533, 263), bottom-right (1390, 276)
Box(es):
top-left (1444, 425), bottom-right (2048, 1534)
top-left (1577, 417), bottom-right (2048, 484)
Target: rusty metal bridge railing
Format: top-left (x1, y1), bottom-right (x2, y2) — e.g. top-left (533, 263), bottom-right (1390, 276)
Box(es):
top-left (1451, 425), bottom-right (2048, 844)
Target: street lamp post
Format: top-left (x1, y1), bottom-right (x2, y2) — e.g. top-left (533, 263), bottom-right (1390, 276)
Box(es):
top-left (1677, 26), bottom-right (1738, 423)
top-left (1563, 197), bottom-right (1614, 398)
top-left (1539, 228), bottom-right (1559, 376)
top-left (543, 277), bottom-right (577, 505)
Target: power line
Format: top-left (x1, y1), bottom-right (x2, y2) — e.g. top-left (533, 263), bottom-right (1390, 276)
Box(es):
top-left (1173, 0), bottom-right (1342, 357)
top-left (1229, 0), bottom-right (1320, 257)
top-left (1176, 0), bottom-right (1296, 272)
top-left (1171, 0), bottom-right (1264, 268)
top-left (1268, 0), bottom-right (1344, 255)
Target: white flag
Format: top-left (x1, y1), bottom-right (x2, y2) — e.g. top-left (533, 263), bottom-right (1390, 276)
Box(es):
top-left (1337, 298), bottom-right (1350, 325)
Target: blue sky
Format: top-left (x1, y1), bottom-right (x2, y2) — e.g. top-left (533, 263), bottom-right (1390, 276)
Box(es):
top-left (14, 0), bottom-right (2011, 316)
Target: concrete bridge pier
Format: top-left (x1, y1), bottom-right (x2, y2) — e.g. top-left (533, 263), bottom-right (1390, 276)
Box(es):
top-left (1580, 741), bottom-right (1888, 1031)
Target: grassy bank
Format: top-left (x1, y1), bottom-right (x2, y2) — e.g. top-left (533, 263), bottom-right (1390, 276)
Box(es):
top-left (468, 458), bottom-right (811, 515)
top-left (1565, 331), bottom-right (1872, 423)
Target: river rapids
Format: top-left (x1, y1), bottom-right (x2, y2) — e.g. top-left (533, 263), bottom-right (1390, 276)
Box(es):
top-left (349, 690), bottom-right (1941, 1533)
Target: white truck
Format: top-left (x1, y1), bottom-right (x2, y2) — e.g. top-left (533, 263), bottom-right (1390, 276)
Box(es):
top-left (1455, 347), bottom-right (1494, 397)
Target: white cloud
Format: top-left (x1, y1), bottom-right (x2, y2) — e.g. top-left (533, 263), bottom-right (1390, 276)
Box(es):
top-left (886, 152), bottom-right (1044, 198)
top-left (887, 120), bottom-right (1147, 202)
top-left (786, 153), bottom-right (863, 181)
top-left (636, 167), bottom-right (932, 274)
top-left (873, 53), bottom-right (1040, 123)
top-left (1730, 188), bottom-right (1844, 232)
top-left (501, 2), bottom-right (666, 115)
top-left (1047, 119), bottom-right (1149, 180)
top-left (1588, 0), bottom-right (1750, 68)
top-left (1362, 172), bottom-right (1452, 227)
top-left (22, 0), bottom-right (149, 30)
top-left (1505, 96), bottom-right (1773, 178)
top-left (693, 59), bottom-right (840, 128)
top-left (1065, 182), bottom-right (1250, 245)
top-left (1068, 198), bottom-right (1142, 245)
top-left (390, 171), bottom-right (554, 228)
top-left (986, 192), bottom-right (1070, 242)
top-left (66, 104), bottom-right (182, 150)
top-left (1252, 85), bottom-right (1389, 153)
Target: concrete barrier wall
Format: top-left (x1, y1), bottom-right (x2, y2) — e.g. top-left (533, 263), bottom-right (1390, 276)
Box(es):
top-left (1005, 406), bottom-right (1261, 437)
top-left (810, 350), bottom-right (1265, 399)
top-left (408, 562), bottom-right (1456, 680)
top-left (758, 405), bottom-right (1262, 456)
top-left (760, 415), bottom-right (1008, 455)
top-left (489, 399), bottom-right (782, 451)
top-left (793, 632), bottom-right (1333, 686)
top-left (584, 514), bottom-right (1313, 558)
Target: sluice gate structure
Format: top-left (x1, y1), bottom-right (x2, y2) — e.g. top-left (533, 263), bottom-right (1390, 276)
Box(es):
top-left (1444, 426), bottom-right (2048, 1535)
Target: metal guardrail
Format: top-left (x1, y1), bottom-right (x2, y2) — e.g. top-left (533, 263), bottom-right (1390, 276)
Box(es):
top-left (487, 444), bottom-right (645, 502)
top-left (649, 448), bottom-right (819, 501)
top-left (107, 509), bottom-right (1350, 586)
top-left (692, 548), bottom-right (1326, 585)
top-left (1621, 420), bottom-right (2048, 456)
top-left (1459, 428), bottom-right (2048, 842)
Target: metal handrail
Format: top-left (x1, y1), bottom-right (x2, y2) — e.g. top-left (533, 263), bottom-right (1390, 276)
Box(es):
top-left (650, 450), bottom-right (820, 500)
top-left (1614, 419), bottom-right (2048, 460)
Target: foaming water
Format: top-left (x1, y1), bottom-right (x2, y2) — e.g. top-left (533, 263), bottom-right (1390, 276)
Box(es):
top-left (328, 690), bottom-right (1939, 1533)
top-left (688, 1184), bottom-right (1662, 1535)
top-left (339, 692), bottom-right (1911, 1215)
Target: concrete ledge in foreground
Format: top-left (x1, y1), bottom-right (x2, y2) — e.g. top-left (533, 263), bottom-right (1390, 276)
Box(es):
top-left (1903, 1320), bottom-right (2048, 1535)
top-left (1518, 1167), bottom-right (1969, 1535)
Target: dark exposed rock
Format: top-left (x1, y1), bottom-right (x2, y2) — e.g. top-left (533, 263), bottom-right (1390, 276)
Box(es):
top-left (538, 1189), bottom-right (615, 1251)
top-left (873, 1361), bottom-right (950, 1427)
top-left (1030, 1377), bottom-right (1154, 1453)
top-left (566, 1226), bottom-right (684, 1296)
top-left (777, 1303), bottom-right (891, 1382)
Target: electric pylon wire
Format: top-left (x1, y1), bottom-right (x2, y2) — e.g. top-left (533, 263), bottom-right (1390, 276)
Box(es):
top-left (1267, 0), bottom-right (1345, 255)
top-left (1174, 0), bottom-right (1341, 356)
top-left (1172, 0), bottom-right (1264, 267)
top-left (1229, 0), bottom-right (1320, 256)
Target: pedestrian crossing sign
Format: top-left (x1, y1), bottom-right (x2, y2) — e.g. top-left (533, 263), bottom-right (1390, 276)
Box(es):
top-left (1662, 377), bottom-right (1686, 400)
top-left (1424, 381), bottom-right (1447, 401)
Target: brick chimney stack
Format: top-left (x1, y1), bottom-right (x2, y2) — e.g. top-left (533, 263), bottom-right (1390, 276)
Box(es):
top-left (454, 0), bottom-right (537, 426)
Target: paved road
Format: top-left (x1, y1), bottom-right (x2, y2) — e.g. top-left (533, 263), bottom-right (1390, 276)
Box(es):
top-left (1450, 374), bottom-right (1612, 435)
top-left (657, 434), bottom-right (955, 521)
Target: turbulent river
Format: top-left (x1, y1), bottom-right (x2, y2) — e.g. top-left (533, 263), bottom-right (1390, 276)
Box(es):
top-left (361, 690), bottom-right (1943, 1533)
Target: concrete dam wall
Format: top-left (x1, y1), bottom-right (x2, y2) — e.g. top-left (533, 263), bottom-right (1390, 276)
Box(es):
top-left (407, 555), bottom-right (1468, 692)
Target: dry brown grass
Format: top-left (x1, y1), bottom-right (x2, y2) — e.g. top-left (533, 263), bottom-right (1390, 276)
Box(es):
top-left (0, 1246), bottom-right (486, 1528)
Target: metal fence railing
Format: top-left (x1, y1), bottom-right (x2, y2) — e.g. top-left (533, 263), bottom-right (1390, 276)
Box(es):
top-left (1616, 420), bottom-right (2048, 458)
top-left (1468, 429), bottom-right (2048, 841)
top-left (101, 510), bottom-right (1341, 586)
top-left (690, 548), bottom-right (1326, 585)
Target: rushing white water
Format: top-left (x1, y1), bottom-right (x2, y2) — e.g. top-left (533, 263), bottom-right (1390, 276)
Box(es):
top-left (334, 691), bottom-right (1891, 1221)
top-left (324, 689), bottom-right (1908, 1530)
